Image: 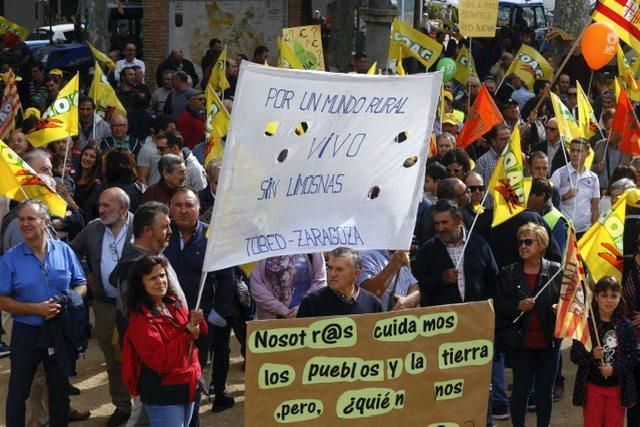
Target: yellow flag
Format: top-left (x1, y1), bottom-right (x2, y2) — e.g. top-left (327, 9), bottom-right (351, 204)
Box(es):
top-left (503, 44), bottom-right (553, 89)
top-left (0, 70), bottom-right (21, 139)
top-left (0, 15), bottom-right (29, 40)
top-left (488, 125), bottom-right (532, 227)
top-left (0, 139), bottom-right (67, 217)
top-left (550, 91), bottom-right (594, 168)
top-left (614, 76), bottom-right (622, 101)
top-left (204, 84), bottom-right (230, 167)
top-left (89, 62), bottom-right (126, 120)
top-left (26, 74), bottom-right (79, 147)
top-left (454, 45), bottom-right (477, 84)
top-left (578, 190), bottom-right (631, 282)
top-left (395, 46), bottom-right (405, 76)
top-left (206, 46), bottom-right (230, 94)
top-left (278, 37), bottom-right (304, 69)
top-left (616, 46), bottom-right (640, 101)
top-left (576, 81), bottom-right (599, 140)
top-left (87, 42), bottom-right (116, 70)
top-left (367, 62), bottom-right (378, 75)
top-left (388, 19), bottom-right (443, 69)
top-left (281, 25), bottom-right (325, 70)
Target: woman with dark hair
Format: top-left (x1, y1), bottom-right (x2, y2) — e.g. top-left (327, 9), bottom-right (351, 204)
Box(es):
top-left (121, 255), bottom-right (206, 427)
top-left (85, 148), bottom-right (146, 220)
top-left (73, 142), bottom-right (103, 211)
top-left (441, 147), bottom-right (472, 181)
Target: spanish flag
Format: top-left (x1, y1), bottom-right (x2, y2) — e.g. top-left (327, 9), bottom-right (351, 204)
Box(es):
top-left (206, 46), bottom-right (230, 94)
top-left (0, 139), bottom-right (67, 217)
top-left (577, 189), bottom-right (638, 282)
top-left (87, 42), bottom-right (116, 70)
top-left (488, 125), bottom-right (531, 227)
top-left (278, 37), bottom-right (304, 69)
top-left (555, 225), bottom-right (592, 352)
top-left (457, 85), bottom-right (503, 149)
top-left (204, 84), bottom-right (230, 167)
top-left (0, 70), bottom-right (22, 139)
top-left (593, 0), bottom-right (640, 53)
top-left (26, 73), bottom-right (79, 147)
top-left (388, 19), bottom-right (443, 69)
top-left (89, 62), bottom-right (126, 120)
top-left (503, 44), bottom-right (553, 90)
top-left (453, 45), bottom-right (477, 85)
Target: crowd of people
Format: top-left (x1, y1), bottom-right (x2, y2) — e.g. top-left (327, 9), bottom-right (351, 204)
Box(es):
top-left (0, 9), bottom-right (639, 427)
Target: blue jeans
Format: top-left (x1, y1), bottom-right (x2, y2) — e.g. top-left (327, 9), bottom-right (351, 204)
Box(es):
top-left (491, 352), bottom-right (510, 407)
top-left (6, 322), bottom-right (70, 427)
top-left (145, 402), bottom-right (194, 427)
top-left (510, 346), bottom-right (560, 427)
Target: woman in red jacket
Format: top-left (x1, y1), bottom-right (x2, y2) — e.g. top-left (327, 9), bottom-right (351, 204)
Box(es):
top-left (122, 255), bottom-right (206, 426)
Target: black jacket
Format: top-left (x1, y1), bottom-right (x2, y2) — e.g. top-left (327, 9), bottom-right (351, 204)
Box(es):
top-left (37, 289), bottom-right (88, 377)
top-left (494, 259), bottom-right (562, 352)
top-left (531, 140), bottom-right (569, 176)
top-left (571, 314), bottom-right (638, 407)
top-left (413, 232), bottom-right (499, 307)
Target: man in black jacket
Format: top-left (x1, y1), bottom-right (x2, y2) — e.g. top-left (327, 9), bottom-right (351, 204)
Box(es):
top-left (156, 49), bottom-right (200, 88)
top-left (413, 199), bottom-right (499, 307)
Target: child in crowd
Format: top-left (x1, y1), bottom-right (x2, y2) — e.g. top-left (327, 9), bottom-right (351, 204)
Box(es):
top-left (571, 276), bottom-right (639, 426)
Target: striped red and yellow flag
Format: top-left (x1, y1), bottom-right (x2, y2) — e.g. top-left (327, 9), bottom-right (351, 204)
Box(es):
top-left (592, 0), bottom-right (640, 52)
top-left (555, 225), bottom-right (592, 351)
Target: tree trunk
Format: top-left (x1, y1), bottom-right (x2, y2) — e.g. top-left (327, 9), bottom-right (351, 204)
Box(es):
top-left (552, 0), bottom-right (590, 63)
top-left (329, 0), bottom-right (358, 71)
top-left (84, 0), bottom-right (110, 52)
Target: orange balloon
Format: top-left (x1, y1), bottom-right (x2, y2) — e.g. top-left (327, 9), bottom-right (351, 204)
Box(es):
top-left (581, 22), bottom-right (618, 70)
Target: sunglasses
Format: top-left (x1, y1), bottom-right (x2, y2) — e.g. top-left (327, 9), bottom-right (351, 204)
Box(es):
top-left (468, 185), bottom-right (485, 192)
top-left (517, 239), bottom-right (535, 247)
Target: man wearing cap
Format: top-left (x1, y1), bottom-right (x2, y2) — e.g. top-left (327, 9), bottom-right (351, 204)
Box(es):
top-left (441, 113), bottom-right (460, 137)
top-left (483, 76), bottom-right (496, 96)
top-left (177, 90), bottom-right (206, 149)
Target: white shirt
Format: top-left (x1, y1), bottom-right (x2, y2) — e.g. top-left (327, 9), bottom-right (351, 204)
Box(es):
top-left (100, 221), bottom-right (130, 298)
top-left (550, 163), bottom-right (600, 232)
top-left (441, 227), bottom-right (467, 301)
top-left (115, 58), bottom-right (146, 82)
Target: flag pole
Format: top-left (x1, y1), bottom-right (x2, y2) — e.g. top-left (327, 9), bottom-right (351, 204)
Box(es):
top-left (527, 25), bottom-right (589, 123)
top-left (454, 188), bottom-right (490, 270)
top-left (60, 133), bottom-right (71, 183)
top-left (467, 37), bottom-right (472, 115)
top-left (188, 270), bottom-right (209, 362)
top-left (512, 265), bottom-right (565, 323)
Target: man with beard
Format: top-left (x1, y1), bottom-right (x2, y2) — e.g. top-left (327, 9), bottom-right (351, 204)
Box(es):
top-left (109, 201), bottom-right (187, 426)
top-left (70, 188), bottom-right (134, 426)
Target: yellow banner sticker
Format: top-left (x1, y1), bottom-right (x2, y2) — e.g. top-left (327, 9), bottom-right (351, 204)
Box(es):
top-left (249, 327), bottom-right (308, 353)
top-left (307, 317), bottom-right (357, 348)
top-left (372, 315), bottom-right (419, 342)
top-left (386, 357), bottom-right (403, 380)
top-left (438, 339), bottom-right (493, 369)
top-left (258, 363), bottom-right (295, 389)
top-left (434, 379), bottom-right (465, 401)
top-left (336, 388), bottom-right (405, 419)
top-left (302, 356), bottom-right (384, 385)
top-left (273, 399), bottom-right (323, 423)
top-left (419, 312), bottom-right (458, 337)
top-left (404, 351), bottom-right (427, 375)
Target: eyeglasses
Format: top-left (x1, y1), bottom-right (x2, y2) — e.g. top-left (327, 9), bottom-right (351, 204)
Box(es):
top-left (108, 242), bottom-right (120, 262)
top-left (517, 238), bottom-right (535, 247)
top-left (447, 167), bottom-right (463, 174)
top-left (468, 185), bottom-right (485, 192)
top-left (545, 126), bottom-right (558, 131)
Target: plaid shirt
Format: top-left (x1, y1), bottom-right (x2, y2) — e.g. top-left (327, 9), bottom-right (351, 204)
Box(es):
top-left (441, 227), bottom-right (468, 301)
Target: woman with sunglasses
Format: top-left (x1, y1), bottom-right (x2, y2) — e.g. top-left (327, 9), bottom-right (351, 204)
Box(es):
top-left (441, 148), bottom-right (472, 181)
top-left (495, 222), bottom-right (562, 427)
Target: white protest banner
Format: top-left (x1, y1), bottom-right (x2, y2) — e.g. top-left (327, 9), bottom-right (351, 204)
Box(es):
top-left (203, 62), bottom-right (441, 271)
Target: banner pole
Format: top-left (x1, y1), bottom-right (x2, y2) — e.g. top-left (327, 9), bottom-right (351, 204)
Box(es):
top-left (512, 266), bottom-right (564, 323)
top-left (454, 188), bottom-right (490, 270)
top-left (60, 133), bottom-right (71, 183)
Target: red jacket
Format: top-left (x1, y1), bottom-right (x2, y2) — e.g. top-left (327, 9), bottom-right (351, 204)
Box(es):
top-left (121, 299), bottom-right (207, 404)
top-left (177, 106), bottom-right (205, 149)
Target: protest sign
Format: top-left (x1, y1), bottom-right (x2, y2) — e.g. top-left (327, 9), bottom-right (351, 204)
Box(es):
top-left (245, 300), bottom-right (495, 425)
top-left (282, 25), bottom-right (325, 71)
top-left (202, 62), bottom-right (440, 271)
top-left (458, 0), bottom-right (499, 37)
